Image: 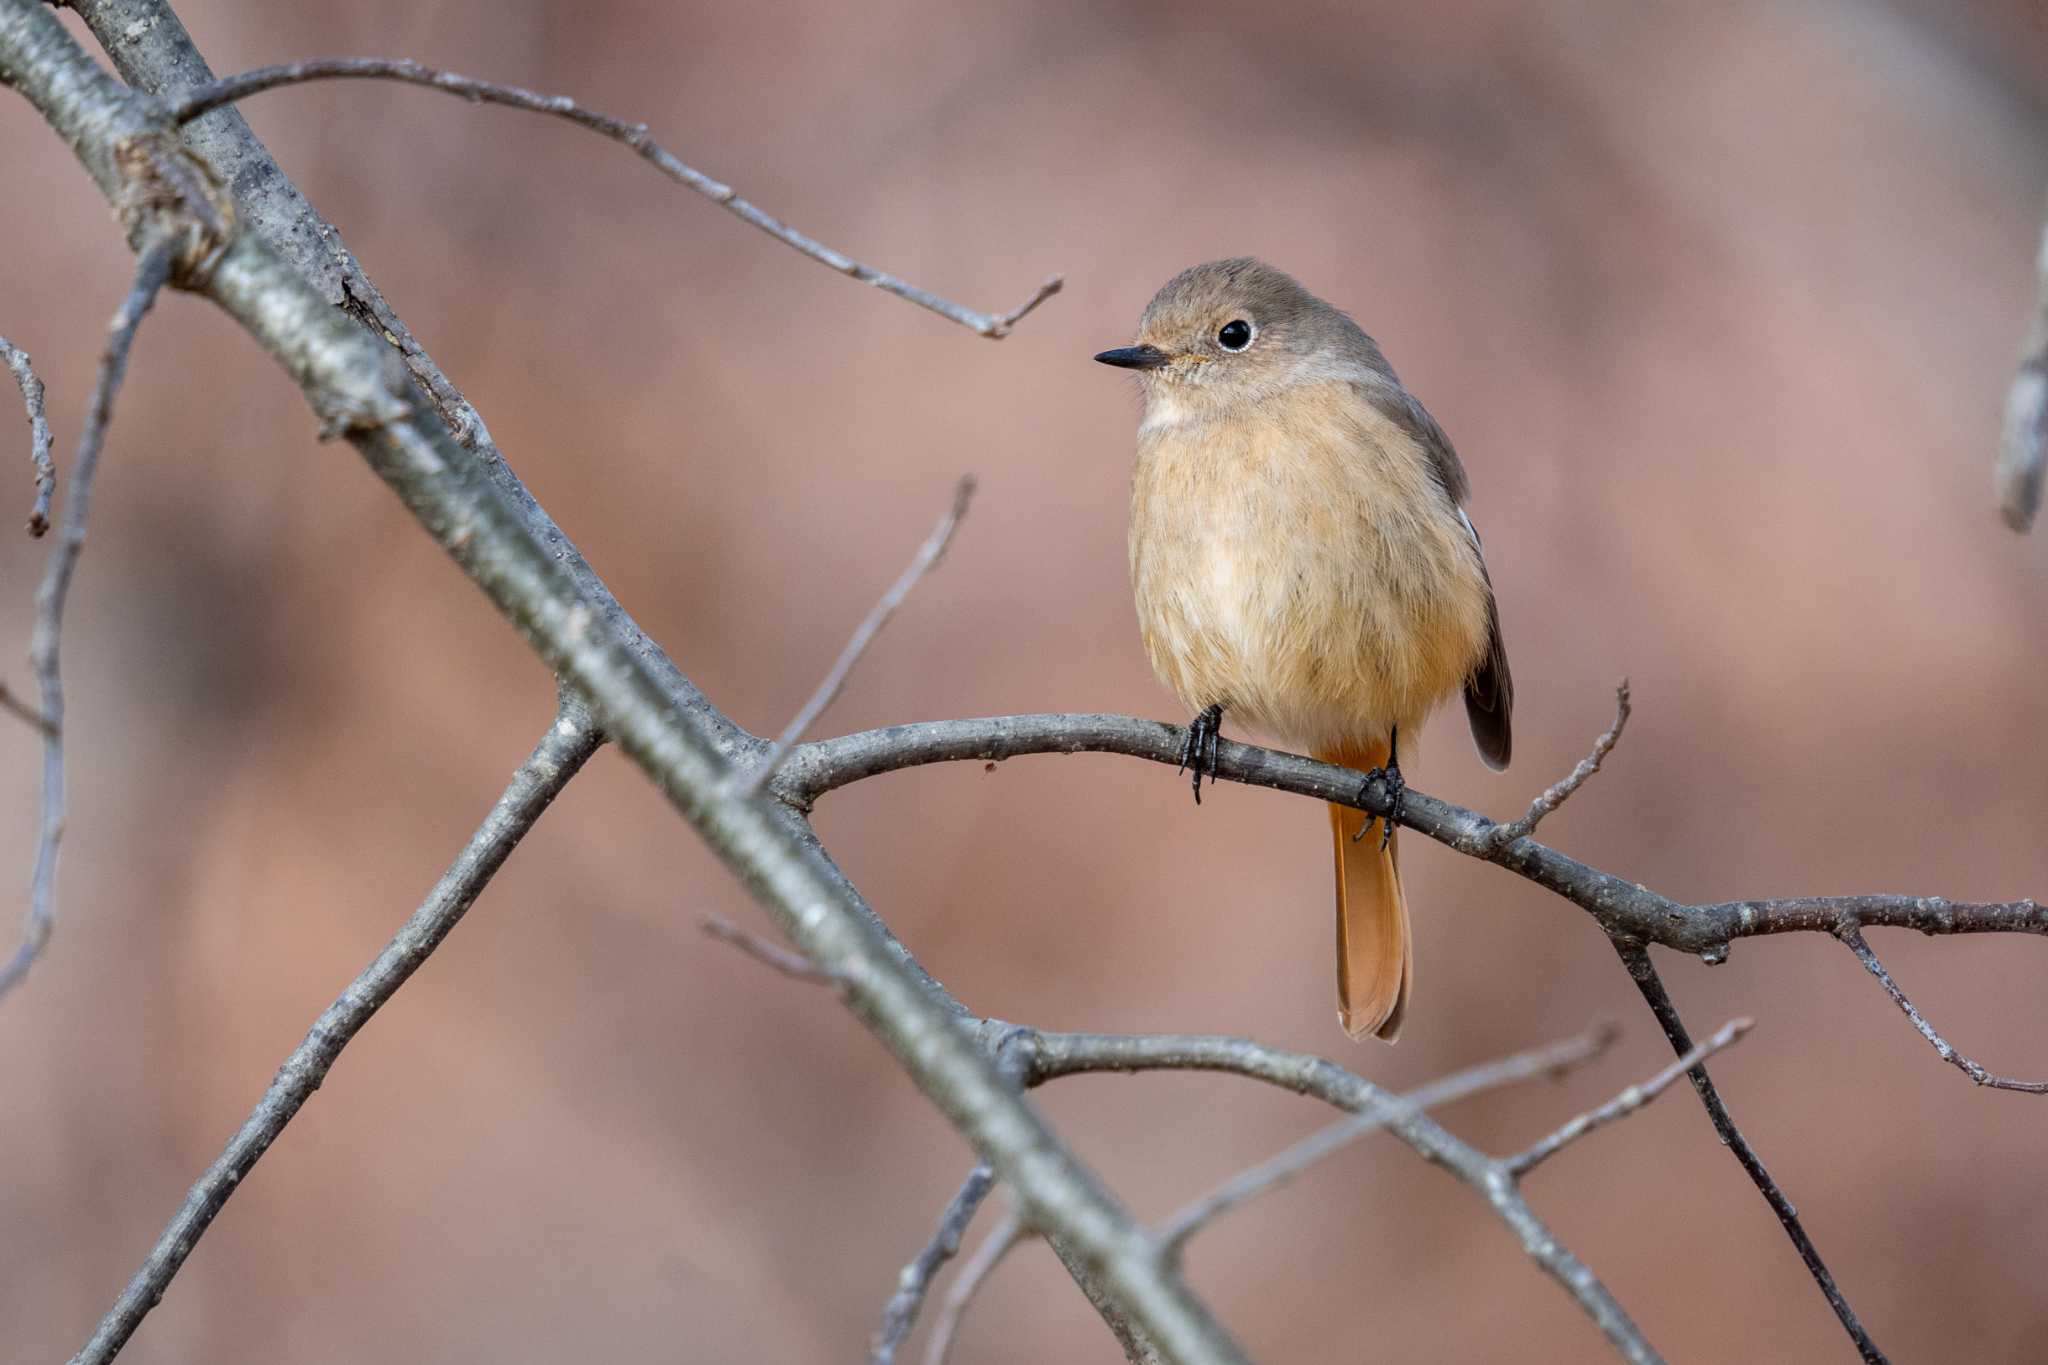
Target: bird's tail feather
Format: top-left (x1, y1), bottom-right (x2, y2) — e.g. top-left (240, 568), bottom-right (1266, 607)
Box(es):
top-left (1322, 741), bottom-right (1411, 1043)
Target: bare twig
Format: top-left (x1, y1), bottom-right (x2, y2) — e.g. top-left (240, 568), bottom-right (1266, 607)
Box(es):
top-left (1157, 1021), bottom-right (1618, 1259)
top-left (0, 678), bottom-right (51, 733)
top-left (1484, 681), bottom-right (1630, 849)
top-left (0, 334), bottom-right (53, 534)
top-left (70, 705), bottom-right (603, 1365)
top-left (1996, 202), bottom-right (2048, 531)
top-left (873, 1164), bottom-right (996, 1364)
top-left (166, 58), bottom-right (1061, 339)
top-left (1836, 921), bottom-right (2048, 1093)
top-left (737, 475), bottom-right (975, 797)
top-left (0, 237), bottom-right (173, 1004)
top-left (923, 1212), bottom-right (1028, 1365)
top-left (1025, 1030), bottom-right (1663, 1365)
top-left (1615, 945), bottom-right (1886, 1363)
top-left (1505, 1017), bottom-right (1752, 1177)
top-left (701, 912), bottom-right (847, 986)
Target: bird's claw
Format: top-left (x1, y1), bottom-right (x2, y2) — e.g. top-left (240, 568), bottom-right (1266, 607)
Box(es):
top-left (1179, 704), bottom-right (1225, 806)
top-left (1352, 732), bottom-right (1405, 850)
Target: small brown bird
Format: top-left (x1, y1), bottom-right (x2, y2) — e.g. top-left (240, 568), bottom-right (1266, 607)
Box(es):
top-left (1097, 259), bottom-right (1511, 1042)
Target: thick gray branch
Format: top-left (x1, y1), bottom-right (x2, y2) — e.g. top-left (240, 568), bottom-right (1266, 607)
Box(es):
top-left (0, 10), bottom-right (1238, 1362)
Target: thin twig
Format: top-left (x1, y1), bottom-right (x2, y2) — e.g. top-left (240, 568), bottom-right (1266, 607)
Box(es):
top-left (1614, 944), bottom-right (1886, 1364)
top-left (0, 334), bottom-right (53, 534)
top-left (1484, 680), bottom-right (1630, 849)
top-left (167, 59), bottom-right (1062, 339)
top-left (701, 912), bottom-right (848, 986)
top-left (70, 706), bottom-right (603, 1365)
top-left (1996, 201), bottom-right (2048, 531)
top-left (737, 474), bottom-right (975, 797)
top-left (0, 678), bottom-right (52, 734)
top-left (1157, 1021), bottom-right (1618, 1260)
top-left (1025, 1030), bottom-right (1663, 1364)
top-left (873, 1164), bottom-right (997, 1364)
top-left (1505, 1017), bottom-right (1752, 1177)
top-left (923, 1212), bottom-right (1028, 1365)
top-left (0, 237), bottom-right (173, 1004)
top-left (1836, 921), bottom-right (2048, 1093)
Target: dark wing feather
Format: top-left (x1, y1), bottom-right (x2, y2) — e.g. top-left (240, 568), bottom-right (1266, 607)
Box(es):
top-left (1354, 368), bottom-right (1510, 767)
top-left (1458, 509), bottom-right (1513, 770)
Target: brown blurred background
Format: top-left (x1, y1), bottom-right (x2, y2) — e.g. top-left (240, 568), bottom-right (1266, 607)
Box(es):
top-left (3, 1), bottom-right (2047, 1360)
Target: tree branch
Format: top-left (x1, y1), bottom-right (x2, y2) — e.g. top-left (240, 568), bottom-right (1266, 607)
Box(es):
top-left (923, 1210), bottom-right (1027, 1365)
top-left (1614, 944), bottom-right (1886, 1363)
top-left (1996, 200), bottom-right (2048, 531)
top-left (873, 1163), bottom-right (996, 1365)
top-left (1835, 921), bottom-right (2048, 1093)
top-left (0, 236), bottom-right (173, 1004)
top-left (70, 701), bottom-right (603, 1365)
top-left (1504, 1017), bottom-right (1751, 1177)
top-left (777, 712), bottom-right (2045, 956)
top-left (1483, 680), bottom-right (1629, 849)
top-left (738, 474), bottom-right (975, 796)
top-left (1156, 1021), bottom-right (1618, 1261)
top-left (0, 333), bottom-right (53, 534)
top-left (164, 57), bottom-right (1061, 339)
top-left (700, 912), bottom-right (849, 986)
top-left (1020, 1030), bottom-right (1662, 1364)
top-left (0, 11), bottom-right (1238, 1362)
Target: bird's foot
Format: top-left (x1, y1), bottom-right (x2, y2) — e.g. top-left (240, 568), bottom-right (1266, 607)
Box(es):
top-left (1353, 729), bottom-right (1405, 850)
top-left (1178, 704), bottom-right (1225, 805)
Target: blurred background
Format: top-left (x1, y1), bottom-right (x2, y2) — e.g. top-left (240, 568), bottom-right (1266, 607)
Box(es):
top-left (3, 1), bottom-right (2047, 1360)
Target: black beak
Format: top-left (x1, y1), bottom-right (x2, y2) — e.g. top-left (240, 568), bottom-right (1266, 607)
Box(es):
top-left (1093, 344), bottom-right (1170, 371)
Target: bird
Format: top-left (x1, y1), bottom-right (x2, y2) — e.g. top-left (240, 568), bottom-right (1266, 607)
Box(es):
top-left (1096, 258), bottom-right (1512, 1042)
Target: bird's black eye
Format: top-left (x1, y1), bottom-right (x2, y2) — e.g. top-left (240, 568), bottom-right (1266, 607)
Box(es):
top-left (1217, 319), bottom-right (1254, 352)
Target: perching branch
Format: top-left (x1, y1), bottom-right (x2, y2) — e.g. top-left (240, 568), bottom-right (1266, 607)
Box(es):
top-left (0, 236), bottom-right (173, 1004)
top-left (0, 334), bottom-right (53, 534)
top-left (1835, 922), bottom-right (2048, 1093)
top-left (1504, 1017), bottom-right (1751, 1177)
top-left (1156, 1021), bottom-right (1618, 1260)
top-left (739, 474), bottom-right (975, 796)
top-left (1996, 201), bottom-right (2048, 531)
top-left (164, 58), bottom-right (1062, 339)
top-left (777, 712), bottom-right (2046, 958)
top-left (873, 1163), bottom-right (997, 1365)
top-left (70, 703), bottom-right (603, 1365)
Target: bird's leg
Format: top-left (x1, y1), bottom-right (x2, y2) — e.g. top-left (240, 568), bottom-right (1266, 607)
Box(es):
top-left (1354, 724), bottom-right (1406, 851)
top-left (1178, 703), bottom-right (1226, 805)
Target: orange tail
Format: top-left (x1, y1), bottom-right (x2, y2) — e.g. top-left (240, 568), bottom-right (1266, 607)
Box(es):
top-left (1321, 742), bottom-right (1412, 1042)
